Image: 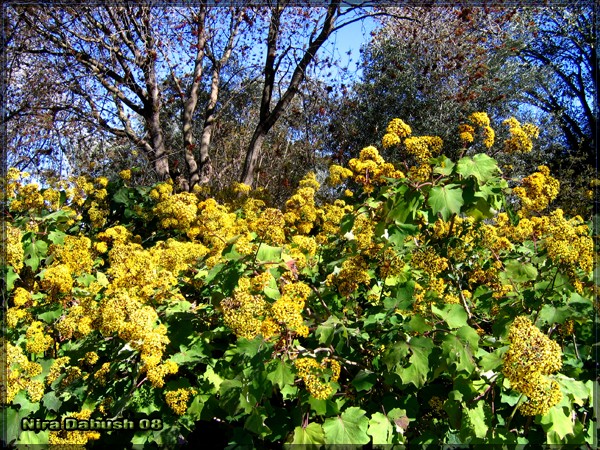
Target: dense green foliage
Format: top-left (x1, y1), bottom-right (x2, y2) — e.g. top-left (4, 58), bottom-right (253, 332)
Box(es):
top-left (2, 114), bottom-right (597, 448)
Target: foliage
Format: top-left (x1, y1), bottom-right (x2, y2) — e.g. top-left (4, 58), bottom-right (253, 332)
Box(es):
top-left (1, 114), bottom-right (597, 448)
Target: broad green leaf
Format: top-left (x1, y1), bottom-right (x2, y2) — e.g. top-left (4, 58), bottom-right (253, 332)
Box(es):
top-left (17, 430), bottom-right (49, 445)
top-left (323, 407), bottom-right (370, 445)
top-left (537, 305), bottom-right (571, 326)
top-left (351, 370), bottom-right (378, 392)
top-left (441, 331), bottom-right (476, 374)
top-left (5, 267), bottom-right (19, 292)
top-left (24, 239), bottom-right (48, 272)
top-left (462, 402), bottom-right (490, 439)
top-left (456, 154), bottom-right (498, 184)
top-left (431, 303), bottom-right (468, 329)
top-left (431, 155), bottom-right (455, 176)
top-left (503, 260), bottom-right (538, 282)
top-left (256, 244), bottom-right (282, 262)
top-left (289, 423), bottom-right (325, 446)
top-left (427, 184), bottom-right (464, 221)
top-left (555, 375), bottom-right (592, 406)
top-left (267, 360), bottom-right (295, 390)
top-left (397, 337), bottom-right (433, 388)
top-left (244, 410), bottom-right (271, 438)
top-left (477, 347), bottom-right (507, 372)
top-left (112, 187), bottom-right (130, 205)
top-left (538, 405), bottom-right (574, 440)
top-left (42, 391), bottom-right (62, 412)
top-left (96, 271), bottom-right (109, 287)
top-left (367, 412), bottom-right (394, 445)
top-left (48, 230), bottom-right (66, 245)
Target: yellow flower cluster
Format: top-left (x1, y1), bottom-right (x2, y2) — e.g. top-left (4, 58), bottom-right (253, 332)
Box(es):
top-left (41, 264), bottom-right (73, 297)
top-left (147, 360), bottom-right (179, 388)
top-left (250, 208), bottom-right (286, 246)
top-left (544, 209), bottom-right (594, 274)
top-left (411, 248), bottom-right (448, 277)
top-left (502, 316), bottom-right (562, 416)
top-left (2, 341), bottom-right (46, 404)
top-left (50, 235), bottom-right (94, 276)
top-left (503, 117), bottom-right (539, 154)
top-left (165, 387), bottom-right (197, 415)
top-left (25, 321), bottom-right (54, 354)
top-left (382, 118), bottom-right (412, 149)
top-left (294, 357), bottom-right (341, 400)
top-left (326, 255), bottom-right (371, 297)
top-left (315, 200), bottom-right (353, 244)
top-left (458, 124), bottom-right (475, 144)
top-left (154, 192), bottom-right (199, 231)
top-left (327, 164), bottom-right (353, 186)
top-left (119, 169), bottom-right (132, 181)
top-left (513, 166), bottom-right (560, 216)
top-left (459, 112), bottom-right (495, 148)
top-left (378, 247), bottom-right (405, 279)
top-left (348, 146), bottom-right (405, 192)
top-left (284, 172), bottom-right (320, 235)
top-left (5, 224), bottom-right (24, 273)
top-left (221, 293), bottom-right (270, 340)
top-left (48, 409), bottom-right (100, 445)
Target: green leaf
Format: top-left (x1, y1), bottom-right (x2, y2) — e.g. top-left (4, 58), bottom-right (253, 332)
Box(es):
top-left (323, 407), bottom-right (370, 445)
top-left (288, 423), bottom-right (326, 446)
top-left (24, 239), bottom-right (48, 272)
top-left (48, 230), bottom-right (66, 245)
top-left (112, 187), bottom-right (131, 205)
top-left (427, 184), bottom-right (464, 221)
top-left (367, 412), bottom-right (394, 445)
top-left (267, 360), bottom-right (295, 390)
top-left (461, 402), bottom-right (490, 439)
top-left (431, 155), bottom-right (455, 176)
top-left (456, 154), bottom-right (499, 184)
top-left (503, 260), bottom-right (538, 283)
top-left (351, 370), bottom-right (378, 392)
top-left (441, 329), bottom-right (477, 374)
top-left (431, 303), bottom-right (468, 329)
top-left (256, 244), bottom-right (282, 262)
top-left (397, 337), bottom-right (433, 388)
top-left (477, 347), bottom-right (507, 372)
top-left (42, 391), bottom-right (62, 412)
top-left (537, 406), bottom-right (574, 440)
top-left (17, 430), bottom-right (49, 445)
top-left (5, 267), bottom-right (19, 292)
top-left (537, 305), bottom-right (571, 326)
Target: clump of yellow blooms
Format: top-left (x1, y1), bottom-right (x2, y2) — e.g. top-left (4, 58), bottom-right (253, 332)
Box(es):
top-left (513, 166), bottom-right (560, 216)
top-left (459, 112), bottom-right (495, 148)
top-left (348, 146), bottom-right (405, 192)
top-left (328, 164), bottom-right (353, 186)
top-left (48, 409), bottom-right (100, 445)
top-left (326, 255), bottom-right (371, 297)
top-left (411, 247), bottom-right (449, 277)
top-left (382, 118), bottom-right (412, 148)
top-left (5, 224), bottom-right (24, 273)
top-left (25, 321), bottom-right (54, 354)
top-left (41, 264), bottom-right (73, 297)
top-left (503, 117), bottom-right (539, 154)
top-left (147, 360), bottom-right (179, 388)
top-left (502, 316), bottom-right (562, 416)
top-left (2, 340), bottom-right (47, 404)
top-left (119, 169), bottom-right (132, 181)
top-left (165, 387), bottom-right (197, 415)
top-left (284, 172), bottom-right (320, 235)
top-left (294, 357), bottom-right (341, 400)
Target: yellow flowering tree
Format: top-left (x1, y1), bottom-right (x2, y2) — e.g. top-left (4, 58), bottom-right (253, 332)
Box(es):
top-left (1, 113), bottom-right (596, 447)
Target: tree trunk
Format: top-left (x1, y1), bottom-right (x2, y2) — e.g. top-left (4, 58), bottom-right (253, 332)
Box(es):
top-left (240, 0), bottom-right (340, 187)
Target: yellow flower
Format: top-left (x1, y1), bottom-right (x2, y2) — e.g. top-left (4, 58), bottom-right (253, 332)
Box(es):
top-left (119, 169), bottom-right (132, 181)
top-left (165, 388), bottom-right (197, 415)
top-left (502, 316), bottom-right (562, 416)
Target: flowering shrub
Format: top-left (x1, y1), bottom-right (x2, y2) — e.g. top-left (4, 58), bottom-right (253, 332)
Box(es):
top-left (1, 114), bottom-right (596, 447)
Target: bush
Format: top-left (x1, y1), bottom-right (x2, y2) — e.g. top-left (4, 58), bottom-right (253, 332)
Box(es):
top-left (2, 114), bottom-right (596, 448)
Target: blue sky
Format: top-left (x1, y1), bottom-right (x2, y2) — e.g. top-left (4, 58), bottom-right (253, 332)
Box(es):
top-left (322, 14), bottom-right (379, 80)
